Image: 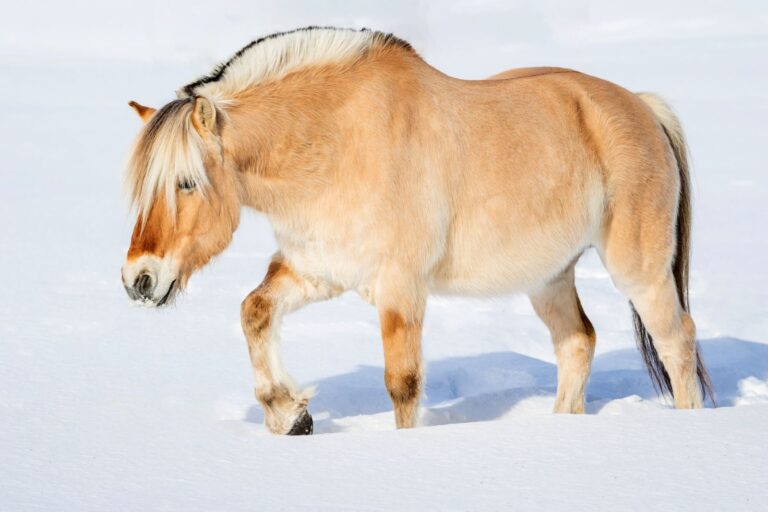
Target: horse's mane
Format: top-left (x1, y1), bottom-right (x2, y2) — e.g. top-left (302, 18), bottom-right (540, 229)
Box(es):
top-left (125, 98), bottom-right (207, 224)
top-left (178, 26), bottom-right (412, 101)
top-left (126, 27), bottom-right (412, 221)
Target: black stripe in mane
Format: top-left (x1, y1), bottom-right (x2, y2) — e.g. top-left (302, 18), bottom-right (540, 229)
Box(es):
top-left (180, 26), bottom-right (413, 98)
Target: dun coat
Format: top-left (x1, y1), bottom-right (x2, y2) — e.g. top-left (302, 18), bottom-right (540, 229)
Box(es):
top-left (122, 27), bottom-right (713, 435)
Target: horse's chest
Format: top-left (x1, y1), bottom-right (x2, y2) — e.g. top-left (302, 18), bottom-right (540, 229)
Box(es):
top-left (271, 220), bottom-right (379, 291)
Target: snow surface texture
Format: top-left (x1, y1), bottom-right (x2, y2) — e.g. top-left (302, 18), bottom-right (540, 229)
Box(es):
top-left (1, 1), bottom-right (767, 510)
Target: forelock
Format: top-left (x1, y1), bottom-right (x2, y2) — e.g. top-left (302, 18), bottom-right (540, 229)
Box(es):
top-left (124, 98), bottom-right (209, 225)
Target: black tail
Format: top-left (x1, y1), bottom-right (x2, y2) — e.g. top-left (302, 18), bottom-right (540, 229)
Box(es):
top-left (633, 93), bottom-right (715, 405)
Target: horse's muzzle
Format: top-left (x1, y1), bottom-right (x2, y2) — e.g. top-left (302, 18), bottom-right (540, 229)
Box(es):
top-left (123, 271), bottom-right (176, 307)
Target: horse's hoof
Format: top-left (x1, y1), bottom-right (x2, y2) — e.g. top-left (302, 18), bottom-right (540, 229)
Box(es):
top-left (286, 410), bottom-right (313, 435)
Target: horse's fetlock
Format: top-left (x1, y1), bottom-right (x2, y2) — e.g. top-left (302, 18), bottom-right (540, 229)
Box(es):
top-left (255, 383), bottom-right (291, 408)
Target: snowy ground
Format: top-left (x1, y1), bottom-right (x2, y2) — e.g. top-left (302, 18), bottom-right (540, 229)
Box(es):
top-left (1, 1), bottom-right (767, 510)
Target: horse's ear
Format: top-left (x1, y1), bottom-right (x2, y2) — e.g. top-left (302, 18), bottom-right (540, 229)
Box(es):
top-left (128, 101), bottom-right (156, 124)
top-left (191, 96), bottom-right (217, 136)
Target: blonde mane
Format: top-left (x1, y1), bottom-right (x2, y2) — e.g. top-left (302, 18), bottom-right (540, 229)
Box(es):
top-left (125, 27), bottom-right (411, 222)
top-left (124, 98), bottom-right (207, 223)
top-left (178, 27), bottom-right (410, 101)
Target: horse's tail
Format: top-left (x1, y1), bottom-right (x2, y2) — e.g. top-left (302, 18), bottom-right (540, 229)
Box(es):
top-left (634, 93), bottom-right (715, 405)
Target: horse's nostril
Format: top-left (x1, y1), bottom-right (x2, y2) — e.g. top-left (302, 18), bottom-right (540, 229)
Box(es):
top-left (134, 273), bottom-right (153, 299)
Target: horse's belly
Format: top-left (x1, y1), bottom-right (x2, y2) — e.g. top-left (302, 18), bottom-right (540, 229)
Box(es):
top-left (432, 235), bottom-right (583, 295)
top-left (432, 208), bottom-right (597, 295)
top-left (432, 247), bottom-right (573, 296)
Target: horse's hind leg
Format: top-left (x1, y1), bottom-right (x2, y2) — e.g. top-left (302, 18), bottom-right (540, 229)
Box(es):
top-left (599, 202), bottom-right (702, 408)
top-left (529, 264), bottom-right (596, 413)
top-left (605, 265), bottom-right (701, 408)
top-left (241, 254), bottom-right (341, 435)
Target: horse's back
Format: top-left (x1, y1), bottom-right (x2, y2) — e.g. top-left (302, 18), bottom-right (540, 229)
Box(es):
top-left (486, 66), bottom-right (575, 81)
top-left (429, 68), bottom-right (674, 295)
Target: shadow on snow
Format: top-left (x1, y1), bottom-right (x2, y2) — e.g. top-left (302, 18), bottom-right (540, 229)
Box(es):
top-left (245, 337), bottom-right (768, 433)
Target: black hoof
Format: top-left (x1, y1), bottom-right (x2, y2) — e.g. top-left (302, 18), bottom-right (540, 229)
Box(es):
top-left (286, 410), bottom-right (313, 435)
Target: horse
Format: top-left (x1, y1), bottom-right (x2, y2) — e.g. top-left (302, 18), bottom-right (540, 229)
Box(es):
top-left (121, 26), bottom-right (713, 435)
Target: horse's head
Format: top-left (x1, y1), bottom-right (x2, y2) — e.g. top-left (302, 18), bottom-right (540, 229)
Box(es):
top-left (121, 97), bottom-right (240, 307)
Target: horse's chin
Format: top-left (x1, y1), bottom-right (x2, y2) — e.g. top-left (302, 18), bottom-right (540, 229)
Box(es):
top-left (155, 279), bottom-right (178, 307)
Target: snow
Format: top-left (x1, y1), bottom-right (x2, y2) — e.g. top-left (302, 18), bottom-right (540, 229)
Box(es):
top-left (1, 1), bottom-right (767, 510)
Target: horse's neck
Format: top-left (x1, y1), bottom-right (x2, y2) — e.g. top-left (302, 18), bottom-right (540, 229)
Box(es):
top-left (228, 51), bottom-right (432, 216)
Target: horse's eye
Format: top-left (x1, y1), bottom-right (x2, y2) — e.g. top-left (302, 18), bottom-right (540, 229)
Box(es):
top-left (178, 179), bottom-right (196, 191)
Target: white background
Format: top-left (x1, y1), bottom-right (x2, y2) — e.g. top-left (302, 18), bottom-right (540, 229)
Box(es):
top-left (1, 1), bottom-right (767, 510)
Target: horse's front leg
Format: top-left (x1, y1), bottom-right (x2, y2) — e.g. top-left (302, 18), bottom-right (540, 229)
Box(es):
top-left (376, 270), bottom-right (427, 429)
top-left (241, 255), bottom-right (340, 435)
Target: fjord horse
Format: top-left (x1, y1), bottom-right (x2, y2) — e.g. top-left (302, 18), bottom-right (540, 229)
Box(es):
top-left (122, 27), bottom-right (712, 435)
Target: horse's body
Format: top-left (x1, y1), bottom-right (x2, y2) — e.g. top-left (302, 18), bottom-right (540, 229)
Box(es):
top-left (122, 27), bottom-right (712, 435)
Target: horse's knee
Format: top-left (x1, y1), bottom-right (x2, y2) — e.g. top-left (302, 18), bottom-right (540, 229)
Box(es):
top-left (241, 291), bottom-right (273, 338)
top-left (653, 312), bottom-right (697, 368)
top-left (384, 369), bottom-right (421, 404)
top-left (681, 313), bottom-right (696, 345)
